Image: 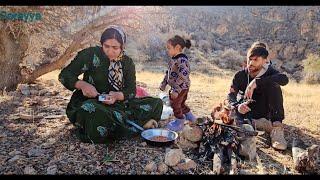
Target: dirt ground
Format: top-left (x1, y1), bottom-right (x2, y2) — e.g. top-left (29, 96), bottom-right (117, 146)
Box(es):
top-left (0, 70), bottom-right (319, 175)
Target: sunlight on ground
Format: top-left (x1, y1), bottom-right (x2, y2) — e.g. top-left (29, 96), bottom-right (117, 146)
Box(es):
top-left (41, 69), bottom-right (320, 134)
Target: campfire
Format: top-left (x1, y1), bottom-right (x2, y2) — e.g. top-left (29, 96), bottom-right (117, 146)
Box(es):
top-left (195, 101), bottom-right (258, 174)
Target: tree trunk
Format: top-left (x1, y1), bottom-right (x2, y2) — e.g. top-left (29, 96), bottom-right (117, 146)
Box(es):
top-left (0, 28), bottom-right (24, 91)
top-left (0, 9), bottom-right (140, 92)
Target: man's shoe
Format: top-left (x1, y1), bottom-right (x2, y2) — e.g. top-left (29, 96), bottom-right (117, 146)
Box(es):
top-left (252, 118), bottom-right (273, 133)
top-left (270, 121), bottom-right (287, 150)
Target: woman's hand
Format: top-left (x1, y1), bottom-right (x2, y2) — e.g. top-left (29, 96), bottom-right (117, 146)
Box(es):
top-left (75, 80), bottom-right (99, 98)
top-left (109, 91), bottom-right (124, 101)
top-left (102, 95), bottom-right (116, 105)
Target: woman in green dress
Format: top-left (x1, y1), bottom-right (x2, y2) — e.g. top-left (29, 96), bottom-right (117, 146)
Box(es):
top-left (58, 25), bottom-right (163, 144)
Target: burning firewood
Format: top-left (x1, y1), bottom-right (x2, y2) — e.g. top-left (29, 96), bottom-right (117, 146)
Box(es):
top-left (198, 117), bottom-right (239, 174)
top-left (211, 100), bottom-right (235, 125)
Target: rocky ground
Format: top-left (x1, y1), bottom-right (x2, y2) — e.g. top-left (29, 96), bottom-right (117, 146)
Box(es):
top-left (0, 74), bottom-right (319, 175)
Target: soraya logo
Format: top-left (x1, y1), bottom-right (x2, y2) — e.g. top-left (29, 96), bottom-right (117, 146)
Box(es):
top-left (0, 10), bottom-right (42, 22)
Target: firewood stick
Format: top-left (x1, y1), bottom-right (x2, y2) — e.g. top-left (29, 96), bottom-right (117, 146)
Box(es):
top-left (212, 148), bottom-right (223, 174)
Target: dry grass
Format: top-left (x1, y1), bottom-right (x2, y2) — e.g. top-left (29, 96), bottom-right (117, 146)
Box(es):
top-left (36, 69), bottom-right (319, 174)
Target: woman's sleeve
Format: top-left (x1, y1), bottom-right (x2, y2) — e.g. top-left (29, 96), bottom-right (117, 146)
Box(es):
top-left (122, 57), bottom-right (136, 100)
top-left (58, 49), bottom-right (89, 91)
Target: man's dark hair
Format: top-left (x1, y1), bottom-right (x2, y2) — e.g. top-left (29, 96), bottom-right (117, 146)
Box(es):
top-left (247, 46), bottom-right (269, 59)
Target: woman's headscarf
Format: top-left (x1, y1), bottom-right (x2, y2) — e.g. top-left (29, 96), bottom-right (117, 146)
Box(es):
top-left (103, 25), bottom-right (127, 91)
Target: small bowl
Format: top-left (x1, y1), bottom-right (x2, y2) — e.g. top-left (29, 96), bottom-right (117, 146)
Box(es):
top-left (141, 128), bottom-right (178, 147)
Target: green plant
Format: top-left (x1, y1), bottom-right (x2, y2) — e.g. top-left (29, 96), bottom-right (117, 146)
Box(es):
top-left (302, 53), bottom-right (320, 84)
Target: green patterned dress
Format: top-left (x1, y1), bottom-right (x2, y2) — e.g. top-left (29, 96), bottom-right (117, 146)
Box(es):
top-left (58, 46), bottom-right (163, 144)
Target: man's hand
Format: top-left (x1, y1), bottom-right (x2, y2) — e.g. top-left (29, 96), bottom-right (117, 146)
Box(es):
top-left (244, 79), bottom-right (257, 99)
top-left (170, 91), bottom-right (179, 99)
top-left (75, 80), bottom-right (99, 98)
top-left (237, 102), bottom-right (251, 114)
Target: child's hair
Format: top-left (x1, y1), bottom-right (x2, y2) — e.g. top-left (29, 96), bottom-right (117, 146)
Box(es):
top-left (167, 35), bottom-right (191, 49)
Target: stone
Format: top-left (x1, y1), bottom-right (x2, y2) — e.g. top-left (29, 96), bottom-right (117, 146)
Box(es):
top-left (177, 136), bottom-right (198, 151)
top-left (125, 164), bottom-right (130, 170)
top-left (46, 165), bottom-right (58, 175)
top-left (106, 167), bottom-right (113, 174)
top-left (140, 142), bottom-right (147, 147)
top-left (39, 89), bottom-right (49, 96)
top-left (30, 90), bottom-right (39, 95)
top-left (239, 131), bottom-right (257, 161)
top-left (157, 162), bottom-right (168, 174)
top-left (144, 161), bottom-right (157, 172)
top-left (24, 166), bottom-right (37, 175)
top-left (9, 150), bottom-right (22, 156)
top-left (181, 124), bottom-right (203, 142)
top-left (17, 84), bottom-right (30, 96)
top-left (8, 155), bottom-right (24, 163)
top-left (164, 148), bottom-right (184, 167)
top-left (176, 158), bottom-right (197, 171)
top-left (68, 145), bottom-right (75, 151)
top-left (28, 147), bottom-right (46, 157)
top-left (46, 79), bottom-right (56, 86)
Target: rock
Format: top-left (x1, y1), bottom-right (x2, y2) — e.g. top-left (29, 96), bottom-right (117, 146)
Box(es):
top-left (0, 133), bottom-right (7, 141)
top-left (140, 142), bottom-right (147, 147)
top-left (157, 162), bottom-right (168, 174)
top-left (176, 158), bottom-right (197, 171)
top-left (106, 167), bottom-right (113, 174)
top-left (46, 79), bottom-right (56, 86)
top-left (24, 166), bottom-right (37, 175)
top-left (28, 147), bottom-right (46, 157)
top-left (39, 89), bottom-right (48, 96)
top-left (30, 90), bottom-right (39, 95)
top-left (9, 150), bottom-right (22, 156)
top-left (68, 145), bottom-right (75, 151)
top-left (177, 136), bottom-right (198, 151)
top-left (181, 124), bottom-right (203, 142)
top-left (239, 124), bottom-right (257, 161)
top-left (17, 84), bottom-right (30, 96)
top-left (292, 138), bottom-right (319, 173)
top-left (125, 164), bottom-right (130, 170)
top-left (144, 161), bottom-right (157, 172)
top-left (12, 101), bottom-right (21, 106)
top-left (47, 165), bottom-right (58, 175)
top-left (8, 155), bottom-right (24, 163)
top-left (164, 148), bottom-right (184, 167)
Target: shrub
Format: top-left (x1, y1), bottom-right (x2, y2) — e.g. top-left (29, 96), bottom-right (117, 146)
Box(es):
top-left (302, 54), bottom-right (320, 84)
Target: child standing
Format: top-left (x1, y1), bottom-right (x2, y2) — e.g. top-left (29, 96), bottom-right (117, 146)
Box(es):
top-left (160, 35), bottom-right (196, 132)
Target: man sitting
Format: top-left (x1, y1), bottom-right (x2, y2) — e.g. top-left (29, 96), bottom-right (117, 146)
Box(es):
top-left (227, 42), bottom-right (289, 150)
